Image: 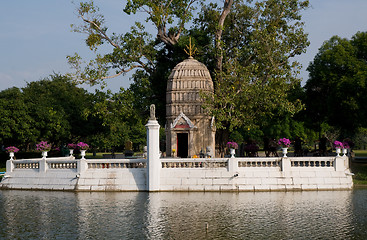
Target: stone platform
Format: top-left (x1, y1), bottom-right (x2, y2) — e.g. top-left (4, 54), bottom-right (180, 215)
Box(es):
top-left (0, 155), bottom-right (353, 191)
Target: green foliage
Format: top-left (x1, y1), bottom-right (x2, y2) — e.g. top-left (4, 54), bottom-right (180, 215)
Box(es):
top-left (0, 87), bottom-right (37, 148)
top-left (351, 163), bottom-right (367, 185)
top-left (66, 0), bottom-right (312, 151)
top-left (124, 0), bottom-right (198, 45)
top-left (21, 74), bottom-right (95, 145)
top-left (200, 0), bottom-right (309, 132)
top-left (0, 74), bottom-right (147, 152)
top-left (84, 89), bottom-right (146, 150)
top-left (305, 32), bottom-right (367, 135)
top-left (354, 128), bottom-right (367, 149)
top-left (69, 1), bottom-right (156, 87)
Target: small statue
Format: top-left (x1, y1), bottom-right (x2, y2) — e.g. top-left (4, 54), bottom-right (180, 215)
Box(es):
top-left (150, 104), bottom-right (156, 120)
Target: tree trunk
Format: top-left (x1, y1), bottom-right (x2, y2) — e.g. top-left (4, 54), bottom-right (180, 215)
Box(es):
top-left (215, 0), bottom-right (234, 73)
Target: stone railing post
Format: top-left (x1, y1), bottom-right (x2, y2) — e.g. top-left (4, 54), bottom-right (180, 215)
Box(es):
top-left (145, 106), bottom-right (160, 192)
top-left (77, 159), bottom-right (88, 174)
top-left (334, 156), bottom-right (345, 171)
top-left (228, 157), bottom-right (238, 173)
top-left (39, 158), bottom-right (47, 172)
top-left (281, 157), bottom-right (291, 173)
top-left (6, 160), bottom-right (14, 173)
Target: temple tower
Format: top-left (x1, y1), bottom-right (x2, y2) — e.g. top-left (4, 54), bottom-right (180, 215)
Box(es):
top-left (165, 57), bottom-right (215, 158)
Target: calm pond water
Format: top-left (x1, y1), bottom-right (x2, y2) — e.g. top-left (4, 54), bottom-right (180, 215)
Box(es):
top-left (0, 189), bottom-right (366, 239)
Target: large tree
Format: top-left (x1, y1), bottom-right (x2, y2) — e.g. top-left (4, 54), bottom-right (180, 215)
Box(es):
top-left (21, 74), bottom-right (97, 145)
top-left (68, 0), bottom-right (310, 149)
top-left (84, 88), bottom-right (146, 151)
top-left (194, 0), bottom-right (309, 152)
top-left (0, 88), bottom-right (37, 149)
top-left (305, 32), bottom-right (367, 135)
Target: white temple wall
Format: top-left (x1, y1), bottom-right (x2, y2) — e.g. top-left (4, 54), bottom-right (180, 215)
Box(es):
top-left (0, 156), bottom-right (353, 191)
top-left (159, 157), bottom-right (353, 191)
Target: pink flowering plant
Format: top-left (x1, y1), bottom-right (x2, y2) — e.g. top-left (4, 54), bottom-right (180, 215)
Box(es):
top-left (77, 142), bottom-right (89, 150)
top-left (6, 146), bottom-right (19, 153)
top-left (278, 138), bottom-right (291, 148)
top-left (342, 142), bottom-right (350, 149)
top-left (67, 143), bottom-right (77, 149)
top-left (227, 141), bottom-right (238, 149)
top-left (36, 141), bottom-right (52, 152)
top-left (333, 141), bottom-right (343, 149)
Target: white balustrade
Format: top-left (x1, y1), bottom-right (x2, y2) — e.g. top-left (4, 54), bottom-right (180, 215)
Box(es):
top-left (291, 157), bottom-right (334, 167)
top-left (238, 158), bottom-right (281, 168)
top-left (161, 158), bottom-right (228, 168)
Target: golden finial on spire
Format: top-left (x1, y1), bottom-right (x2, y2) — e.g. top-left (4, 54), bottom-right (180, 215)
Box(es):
top-left (184, 37), bottom-right (197, 58)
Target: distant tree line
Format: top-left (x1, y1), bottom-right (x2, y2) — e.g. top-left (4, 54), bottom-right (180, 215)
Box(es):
top-left (0, 74), bottom-right (146, 153)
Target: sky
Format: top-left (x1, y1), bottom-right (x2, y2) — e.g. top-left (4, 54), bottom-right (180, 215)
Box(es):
top-left (1, 0), bottom-right (367, 93)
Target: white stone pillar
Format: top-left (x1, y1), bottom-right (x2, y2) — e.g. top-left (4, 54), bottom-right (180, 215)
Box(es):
top-left (281, 157), bottom-right (291, 173)
top-left (39, 159), bottom-right (47, 172)
top-left (77, 159), bottom-right (88, 174)
top-left (334, 156), bottom-right (345, 171)
top-left (146, 118), bottom-right (161, 192)
top-left (228, 157), bottom-right (238, 173)
top-left (6, 160), bottom-right (14, 173)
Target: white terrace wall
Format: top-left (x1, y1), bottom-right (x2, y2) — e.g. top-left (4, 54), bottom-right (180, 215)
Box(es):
top-left (1, 157), bottom-right (147, 191)
top-left (159, 156), bottom-right (353, 191)
top-left (0, 155), bottom-right (353, 191)
top-left (76, 159), bottom-right (147, 191)
top-left (0, 118), bottom-right (353, 191)
top-left (2, 157), bottom-right (79, 190)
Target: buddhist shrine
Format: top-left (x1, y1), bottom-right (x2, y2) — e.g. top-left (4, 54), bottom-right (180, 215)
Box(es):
top-left (165, 56), bottom-right (215, 157)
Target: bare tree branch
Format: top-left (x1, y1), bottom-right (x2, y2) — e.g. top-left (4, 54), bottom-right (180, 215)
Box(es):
top-left (79, 10), bottom-right (120, 49)
top-left (215, 0), bottom-right (234, 73)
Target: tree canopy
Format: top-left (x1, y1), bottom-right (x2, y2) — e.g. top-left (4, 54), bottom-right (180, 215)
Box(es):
top-left (305, 32), bottom-right (367, 135)
top-left (68, 0), bottom-right (309, 135)
top-left (0, 74), bottom-right (146, 152)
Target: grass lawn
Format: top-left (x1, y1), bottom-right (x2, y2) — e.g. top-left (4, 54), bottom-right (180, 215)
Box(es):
top-left (350, 150), bottom-right (367, 185)
top-left (85, 152), bottom-right (144, 159)
top-left (351, 163), bottom-right (367, 185)
top-left (353, 149), bottom-right (367, 157)
top-left (85, 152), bottom-right (105, 159)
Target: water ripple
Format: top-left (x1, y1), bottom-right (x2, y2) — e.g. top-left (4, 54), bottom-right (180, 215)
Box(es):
top-left (0, 189), bottom-right (366, 239)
